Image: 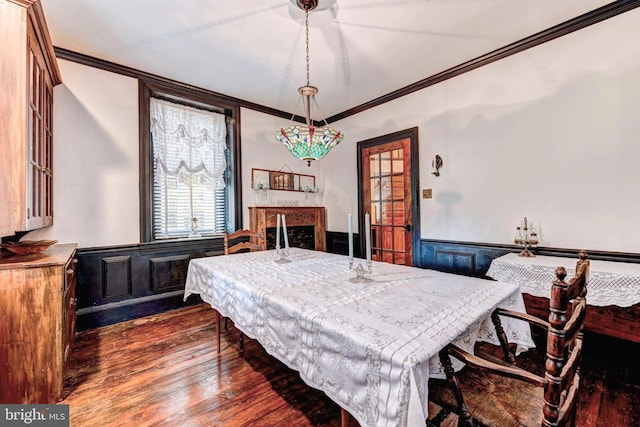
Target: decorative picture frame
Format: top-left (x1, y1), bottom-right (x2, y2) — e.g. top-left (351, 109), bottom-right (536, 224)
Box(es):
top-left (251, 168), bottom-right (315, 192)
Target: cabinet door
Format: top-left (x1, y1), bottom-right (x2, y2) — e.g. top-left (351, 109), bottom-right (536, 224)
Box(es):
top-left (63, 257), bottom-right (77, 365)
top-left (26, 26), bottom-right (54, 230)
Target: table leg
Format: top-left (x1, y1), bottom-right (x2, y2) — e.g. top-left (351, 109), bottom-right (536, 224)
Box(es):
top-left (216, 311), bottom-right (221, 354)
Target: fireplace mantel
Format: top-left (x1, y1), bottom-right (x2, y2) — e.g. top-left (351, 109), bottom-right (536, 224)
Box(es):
top-left (249, 206), bottom-right (326, 252)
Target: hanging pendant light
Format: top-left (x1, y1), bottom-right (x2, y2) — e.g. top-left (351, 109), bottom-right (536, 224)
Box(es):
top-left (275, 0), bottom-right (344, 166)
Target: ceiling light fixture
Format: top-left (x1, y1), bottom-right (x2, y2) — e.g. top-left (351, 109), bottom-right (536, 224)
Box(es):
top-left (275, 0), bottom-right (344, 167)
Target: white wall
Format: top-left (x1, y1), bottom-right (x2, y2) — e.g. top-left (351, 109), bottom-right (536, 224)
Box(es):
top-left (320, 8), bottom-right (640, 253)
top-left (27, 8), bottom-right (640, 253)
top-left (25, 59), bottom-right (140, 248)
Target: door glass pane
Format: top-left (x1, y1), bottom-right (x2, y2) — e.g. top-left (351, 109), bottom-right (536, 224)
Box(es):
top-left (370, 202), bottom-right (381, 225)
top-left (392, 149), bottom-right (403, 173)
top-left (380, 151), bottom-right (392, 175)
top-left (392, 201), bottom-right (404, 225)
top-left (370, 154), bottom-right (380, 177)
top-left (371, 225), bottom-right (378, 250)
top-left (391, 175), bottom-right (404, 199)
top-left (370, 178), bottom-right (380, 201)
top-left (381, 202), bottom-right (393, 225)
top-left (381, 176), bottom-right (391, 200)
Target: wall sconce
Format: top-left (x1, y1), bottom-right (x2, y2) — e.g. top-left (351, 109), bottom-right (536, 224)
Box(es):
top-left (431, 155), bottom-right (443, 177)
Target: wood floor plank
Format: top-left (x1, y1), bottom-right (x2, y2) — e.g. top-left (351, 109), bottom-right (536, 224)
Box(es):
top-left (62, 304), bottom-right (640, 427)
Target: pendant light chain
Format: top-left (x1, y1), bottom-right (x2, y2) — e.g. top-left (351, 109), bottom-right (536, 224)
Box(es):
top-left (305, 9), bottom-right (310, 86)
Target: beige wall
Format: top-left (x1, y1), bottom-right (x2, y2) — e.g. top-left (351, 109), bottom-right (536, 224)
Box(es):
top-left (28, 8), bottom-right (640, 252)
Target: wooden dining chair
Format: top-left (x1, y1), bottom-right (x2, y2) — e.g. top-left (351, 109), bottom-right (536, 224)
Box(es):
top-left (217, 229), bottom-right (265, 352)
top-left (224, 229), bottom-right (265, 254)
top-left (428, 254), bottom-right (589, 427)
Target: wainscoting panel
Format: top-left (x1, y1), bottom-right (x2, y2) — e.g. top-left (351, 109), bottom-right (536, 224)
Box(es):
top-left (434, 250), bottom-right (476, 275)
top-left (150, 254), bottom-right (190, 292)
top-left (421, 240), bottom-right (511, 277)
top-left (75, 238), bottom-right (223, 331)
top-left (420, 239), bottom-right (640, 278)
top-left (102, 256), bottom-right (132, 300)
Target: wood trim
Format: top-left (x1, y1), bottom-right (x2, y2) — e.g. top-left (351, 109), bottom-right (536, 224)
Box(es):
top-left (138, 79), bottom-right (243, 241)
top-left (27, 2), bottom-right (62, 85)
top-left (54, 47), bottom-right (306, 123)
top-left (357, 127), bottom-right (420, 266)
top-left (138, 80), bottom-right (153, 242)
top-left (325, 0), bottom-right (640, 123)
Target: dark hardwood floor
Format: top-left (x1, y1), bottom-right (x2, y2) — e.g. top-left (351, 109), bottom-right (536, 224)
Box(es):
top-left (62, 304), bottom-right (640, 427)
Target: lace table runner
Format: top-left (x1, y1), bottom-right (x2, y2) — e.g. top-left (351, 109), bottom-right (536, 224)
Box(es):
top-left (486, 253), bottom-right (640, 307)
top-left (185, 248), bottom-right (534, 427)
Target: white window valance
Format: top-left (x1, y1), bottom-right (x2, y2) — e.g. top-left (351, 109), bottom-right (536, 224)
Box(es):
top-left (150, 98), bottom-right (227, 189)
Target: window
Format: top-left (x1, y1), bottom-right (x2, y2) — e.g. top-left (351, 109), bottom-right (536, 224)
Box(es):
top-left (150, 98), bottom-right (227, 238)
top-left (139, 80), bottom-right (241, 242)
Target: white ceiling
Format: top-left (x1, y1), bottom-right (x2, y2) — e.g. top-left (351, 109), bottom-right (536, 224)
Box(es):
top-left (42, 0), bottom-right (612, 119)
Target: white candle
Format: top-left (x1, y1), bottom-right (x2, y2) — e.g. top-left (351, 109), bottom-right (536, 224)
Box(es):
top-left (275, 214), bottom-right (281, 250)
top-left (365, 213), bottom-right (371, 262)
top-left (282, 215), bottom-right (289, 250)
top-left (348, 214), bottom-right (353, 261)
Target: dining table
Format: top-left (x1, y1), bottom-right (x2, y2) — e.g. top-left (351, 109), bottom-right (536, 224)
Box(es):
top-left (184, 248), bottom-right (535, 427)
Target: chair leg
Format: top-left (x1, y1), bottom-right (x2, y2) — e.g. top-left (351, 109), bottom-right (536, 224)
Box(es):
top-left (427, 408), bottom-right (451, 427)
top-left (491, 311), bottom-right (516, 364)
top-left (439, 349), bottom-right (475, 427)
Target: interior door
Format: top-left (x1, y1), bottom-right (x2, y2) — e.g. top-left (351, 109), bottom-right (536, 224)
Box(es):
top-left (358, 128), bottom-right (419, 266)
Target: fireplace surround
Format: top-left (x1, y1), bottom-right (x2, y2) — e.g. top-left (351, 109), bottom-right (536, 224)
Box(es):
top-left (249, 206), bottom-right (326, 252)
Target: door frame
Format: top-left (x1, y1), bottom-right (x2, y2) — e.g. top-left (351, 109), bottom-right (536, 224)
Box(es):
top-left (356, 127), bottom-right (421, 267)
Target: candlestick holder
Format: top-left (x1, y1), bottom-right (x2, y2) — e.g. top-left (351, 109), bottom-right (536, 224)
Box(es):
top-left (348, 258), bottom-right (373, 283)
top-left (274, 246), bottom-right (291, 263)
top-left (254, 183), bottom-right (269, 205)
top-left (514, 216), bottom-right (539, 257)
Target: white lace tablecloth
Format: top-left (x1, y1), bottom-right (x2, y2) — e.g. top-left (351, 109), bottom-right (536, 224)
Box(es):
top-left (184, 248), bottom-right (534, 427)
top-left (486, 253), bottom-right (640, 307)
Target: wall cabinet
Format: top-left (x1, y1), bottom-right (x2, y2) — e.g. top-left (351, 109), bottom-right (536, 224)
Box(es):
top-left (0, 243), bottom-right (78, 403)
top-left (0, 0), bottom-right (62, 236)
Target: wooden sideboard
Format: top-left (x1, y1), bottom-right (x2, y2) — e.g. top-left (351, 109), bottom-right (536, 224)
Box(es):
top-left (249, 206), bottom-right (326, 252)
top-left (0, 243), bottom-right (78, 403)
